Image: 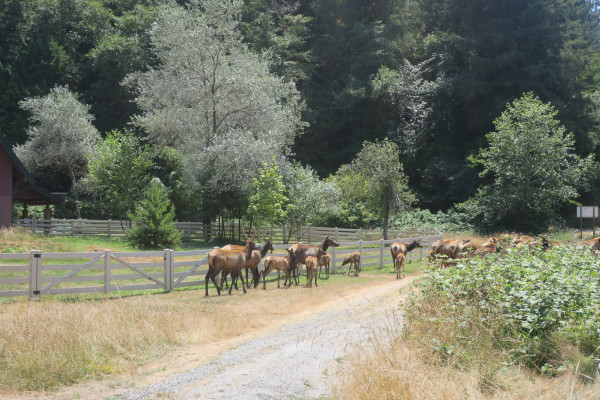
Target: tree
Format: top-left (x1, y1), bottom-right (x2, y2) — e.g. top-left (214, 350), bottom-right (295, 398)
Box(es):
top-left (334, 139), bottom-right (416, 239)
top-left (371, 62), bottom-right (439, 161)
top-left (125, 0), bottom-right (304, 223)
top-left (280, 162), bottom-right (339, 242)
top-left (127, 178), bottom-right (181, 248)
top-left (14, 85), bottom-right (100, 218)
top-left (463, 93), bottom-right (595, 232)
top-left (247, 157), bottom-right (288, 228)
top-left (84, 129), bottom-right (154, 223)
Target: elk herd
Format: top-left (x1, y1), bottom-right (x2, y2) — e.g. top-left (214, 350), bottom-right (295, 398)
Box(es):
top-left (204, 229), bottom-right (424, 296)
top-left (204, 229), bottom-right (600, 296)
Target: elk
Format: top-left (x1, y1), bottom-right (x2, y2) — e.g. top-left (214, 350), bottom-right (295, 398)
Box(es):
top-left (390, 239), bottom-right (422, 279)
top-left (205, 237), bottom-right (257, 296)
top-left (261, 249), bottom-right (293, 289)
top-left (429, 239), bottom-right (470, 266)
top-left (582, 237), bottom-right (600, 252)
top-left (342, 251), bottom-right (361, 276)
top-left (511, 235), bottom-right (535, 247)
top-left (305, 256), bottom-right (319, 288)
top-left (286, 236), bottom-right (340, 285)
top-left (222, 236), bottom-right (274, 289)
top-left (395, 252), bottom-right (406, 279)
top-left (318, 252), bottom-right (331, 279)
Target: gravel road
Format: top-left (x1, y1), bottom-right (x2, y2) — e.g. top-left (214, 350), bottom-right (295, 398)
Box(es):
top-left (114, 279), bottom-right (409, 400)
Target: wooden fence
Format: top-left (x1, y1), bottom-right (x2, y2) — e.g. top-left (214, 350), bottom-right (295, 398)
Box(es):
top-left (11, 218), bottom-right (440, 244)
top-left (0, 234), bottom-right (442, 298)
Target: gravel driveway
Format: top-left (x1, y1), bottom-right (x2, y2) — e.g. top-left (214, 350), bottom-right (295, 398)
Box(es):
top-left (114, 279), bottom-right (409, 400)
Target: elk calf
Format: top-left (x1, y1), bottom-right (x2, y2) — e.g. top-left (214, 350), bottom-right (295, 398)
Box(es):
top-left (261, 250), bottom-right (293, 289)
top-left (305, 256), bottom-right (319, 288)
top-left (395, 253), bottom-right (406, 279)
top-left (318, 252), bottom-right (331, 279)
top-left (342, 251), bottom-right (361, 277)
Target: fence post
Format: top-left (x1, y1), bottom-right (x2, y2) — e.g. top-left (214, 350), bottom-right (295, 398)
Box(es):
top-left (418, 236), bottom-right (423, 260)
top-left (380, 239), bottom-right (384, 268)
top-left (332, 246), bottom-right (337, 273)
top-left (359, 239), bottom-right (363, 270)
top-left (164, 249), bottom-right (173, 291)
top-left (29, 250), bottom-right (42, 299)
top-left (335, 227), bottom-right (339, 241)
top-left (107, 220), bottom-right (112, 238)
top-left (32, 218), bottom-right (37, 234)
top-left (308, 225), bottom-right (312, 243)
top-left (104, 250), bottom-right (111, 293)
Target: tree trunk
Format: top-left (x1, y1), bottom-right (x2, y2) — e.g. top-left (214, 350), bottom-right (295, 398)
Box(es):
top-left (67, 167), bottom-right (82, 219)
top-left (383, 211), bottom-right (390, 240)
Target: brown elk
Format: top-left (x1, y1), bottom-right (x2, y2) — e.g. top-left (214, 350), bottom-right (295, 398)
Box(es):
top-left (205, 237), bottom-right (257, 296)
top-left (390, 239), bottom-right (422, 279)
top-left (222, 236), bottom-right (274, 289)
top-left (395, 252), bottom-right (406, 279)
top-left (286, 236), bottom-right (340, 285)
top-left (342, 251), bottom-right (361, 276)
top-left (511, 235), bottom-right (535, 246)
top-left (582, 237), bottom-right (600, 252)
top-left (318, 252), bottom-right (331, 279)
top-left (429, 239), bottom-right (471, 266)
top-left (261, 249), bottom-right (294, 289)
top-left (305, 256), bottom-right (319, 288)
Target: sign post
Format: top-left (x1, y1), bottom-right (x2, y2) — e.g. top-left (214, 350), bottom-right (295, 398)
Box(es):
top-left (576, 206), bottom-right (599, 239)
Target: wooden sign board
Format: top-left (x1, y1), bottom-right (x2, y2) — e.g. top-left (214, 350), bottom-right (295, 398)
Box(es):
top-left (576, 206), bottom-right (599, 218)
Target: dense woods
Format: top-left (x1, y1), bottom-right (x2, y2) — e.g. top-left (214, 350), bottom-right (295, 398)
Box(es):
top-left (3, 0), bottom-right (600, 232)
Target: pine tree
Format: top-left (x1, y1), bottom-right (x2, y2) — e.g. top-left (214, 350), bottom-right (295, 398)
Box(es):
top-left (127, 179), bottom-right (181, 248)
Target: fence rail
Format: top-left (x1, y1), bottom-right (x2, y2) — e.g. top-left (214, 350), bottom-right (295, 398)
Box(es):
top-left (12, 218), bottom-right (440, 244)
top-left (0, 234), bottom-right (442, 298)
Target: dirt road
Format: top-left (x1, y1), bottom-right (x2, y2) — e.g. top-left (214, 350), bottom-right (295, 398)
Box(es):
top-left (112, 276), bottom-right (413, 400)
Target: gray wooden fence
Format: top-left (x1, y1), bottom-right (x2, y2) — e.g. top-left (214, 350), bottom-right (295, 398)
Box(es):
top-left (12, 218), bottom-right (440, 244)
top-left (0, 234), bottom-right (442, 298)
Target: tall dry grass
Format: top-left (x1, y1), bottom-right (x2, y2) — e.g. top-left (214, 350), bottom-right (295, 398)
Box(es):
top-left (0, 272), bottom-right (388, 394)
top-left (334, 331), bottom-right (600, 400)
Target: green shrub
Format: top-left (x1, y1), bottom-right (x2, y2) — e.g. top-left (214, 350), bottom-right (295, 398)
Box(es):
top-left (407, 246), bottom-right (600, 376)
top-left (127, 179), bottom-right (181, 248)
top-left (390, 208), bottom-right (472, 232)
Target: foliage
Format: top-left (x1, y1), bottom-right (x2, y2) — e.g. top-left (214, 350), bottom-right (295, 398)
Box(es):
top-left (280, 162), bottom-right (340, 240)
top-left (462, 93), bottom-right (596, 232)
top-left (247, 157), bottom-right (288, 227)
top-left (371, 62), bottom-right (439, 161)
top-left (125, 0), bottom-right (304, 223)
top-left (389, 208), bottom-right (472, 233)
top-left (334, 139), bottom-right (417, 238)
top-left (127, 179), bottom-right (181, 248)
top-left (14, 85), bottom-right (101, 218)
top-left (84, 129), bottom-right (154, 221)
top-left (410, 246), bottom-right (600, 376)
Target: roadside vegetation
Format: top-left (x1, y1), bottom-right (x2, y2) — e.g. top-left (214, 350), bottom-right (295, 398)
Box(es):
top-left (335, 245), bottom-right (600, 399)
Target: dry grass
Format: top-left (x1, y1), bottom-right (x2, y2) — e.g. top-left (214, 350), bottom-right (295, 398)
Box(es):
top-left (334, 333), bottom-right (600, 400)
top-left (0, 271), bottom-right (390, 394)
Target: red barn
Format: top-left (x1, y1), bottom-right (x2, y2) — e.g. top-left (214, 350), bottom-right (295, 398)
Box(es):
top-left (0, 135), bottom-right (57, 228)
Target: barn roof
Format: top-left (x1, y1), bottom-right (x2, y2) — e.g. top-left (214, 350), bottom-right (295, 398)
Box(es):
top-left (0, 135), bottom-right (58, 205)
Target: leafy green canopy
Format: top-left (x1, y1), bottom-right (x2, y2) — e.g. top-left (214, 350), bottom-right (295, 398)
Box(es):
top-left (14, 85), bottom-right (100, 218)
top-left (127, 178), bottom-right (181, 248)
top-left (463, 93), bottom-right (596, 232)
top-left (85, 129), bottom-right (154, 221)
top-left (334, 139), bottom-right (416, 238)
top-left (247, 157), bottom-right (288, 227)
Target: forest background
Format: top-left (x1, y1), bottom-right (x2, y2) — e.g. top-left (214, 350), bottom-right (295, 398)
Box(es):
top-left (3, 0), bottom-right (600, 234)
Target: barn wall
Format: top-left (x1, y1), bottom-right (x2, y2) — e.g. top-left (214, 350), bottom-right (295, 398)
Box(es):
top-left (0, 150), bottom-right (12, 228)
